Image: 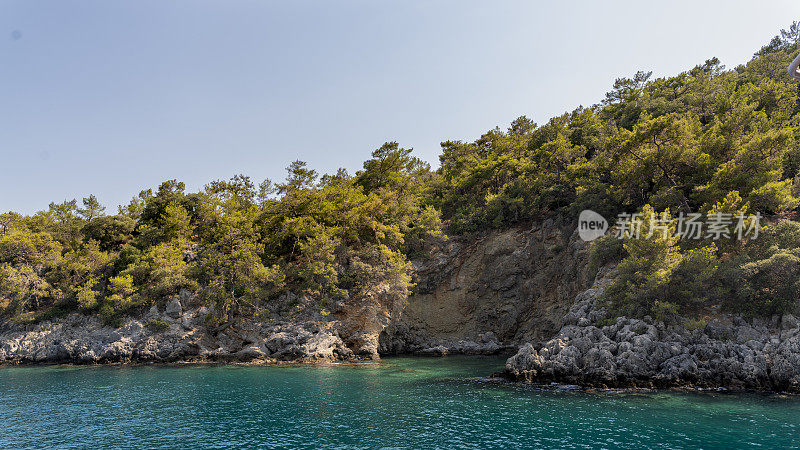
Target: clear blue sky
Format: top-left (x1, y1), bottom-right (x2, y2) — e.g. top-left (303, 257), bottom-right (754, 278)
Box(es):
top-left (3, 1), bottom-right (800, 214)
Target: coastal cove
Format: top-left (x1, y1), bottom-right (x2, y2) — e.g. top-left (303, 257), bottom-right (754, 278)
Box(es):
top-left (1, 356), bottom-right (799, 448)
top-left (8, 5), bottom-right (800, 448)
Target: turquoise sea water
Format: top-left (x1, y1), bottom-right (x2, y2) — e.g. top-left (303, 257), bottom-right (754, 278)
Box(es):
top-left (1, 356), bottom-right (799, 449)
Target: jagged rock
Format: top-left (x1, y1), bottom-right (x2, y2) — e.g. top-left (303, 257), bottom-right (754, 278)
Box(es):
top-left (164, 298), bottom-right (182, 319)
top-left (0, 287), bottom-right (384, 365)
top-left (782, 314), bottom-right (800, 330)
top-left (301, 332), bottom-right (347, 360)
top-left (504, 274), bottom-right (800, 392)
top-left (236, 344), bottom-right (268, 360)
top-left (0, 304), bottom-right (383, 365)
top-left (144, 306), bottom-right (160, 321)
top-left (417, 345), bottom-right (449, 356)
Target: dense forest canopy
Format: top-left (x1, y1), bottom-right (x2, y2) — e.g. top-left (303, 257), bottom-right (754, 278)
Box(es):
top-left (5, 23), bottom-right (800, 325)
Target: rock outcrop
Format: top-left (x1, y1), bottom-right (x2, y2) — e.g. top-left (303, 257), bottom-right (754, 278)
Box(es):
top-left (380, 217), bottom-right (591, 355)
top-left (504, 268), bottom-right (800, 392)
top-left (0, 292), bottom-right (370, 364)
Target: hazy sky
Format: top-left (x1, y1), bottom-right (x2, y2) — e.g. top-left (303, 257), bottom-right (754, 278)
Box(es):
top-left (3, 1), bottom-right (800, 214)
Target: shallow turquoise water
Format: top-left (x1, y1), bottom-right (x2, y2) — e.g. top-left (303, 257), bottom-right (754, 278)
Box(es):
top-left (1, 356), bottom-right (799, 448)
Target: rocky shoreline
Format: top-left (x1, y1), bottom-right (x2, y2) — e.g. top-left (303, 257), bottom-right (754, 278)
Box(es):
top-left (503, 269), bottom-right (800, 393)
top-left (0, 290), bottom-right (370, 365)
top-left (0, 220), bottom-right (589, 366)
top-left (5, 220), bottom-right (800, 395)
top-left (5, 272), bottom-right (800, 395)
top-left (0, 294), bottom-right (507, 366)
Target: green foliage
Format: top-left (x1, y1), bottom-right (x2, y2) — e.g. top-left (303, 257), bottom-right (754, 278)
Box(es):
top-left (735, 252), bottom-right (800, 316)
top-left (0, 230), bottom-right (62, 267)
top-left (596, 317), bottom-right (617, 328)
top-left (296, 232), bottom-right (343, 297)
top-left (121, 241), bottom-right (194, 301)
top-left (604, 215), bottom-right (800, 320)
top-left (0, 263), bottom-right (52, 316)
top-left (604, 205), bottom-right (682, 317)
top-left (435, 116), bottom-right (586, 232)
top-left (145, 318), bottom-right (170, 332)
top-left (194, 208), bottom-right (285, 322)
top-left (652, 300), bottom-right (680, 323)
top-left (588, 234), bottom-right (625, 273)
top-left (343, 243), bottom-right (413, 307)
top-left (75, 279), bottom-right (100, 310)
top-left (0, 212), bottom-right (22, 237)
top-left (685, 317), bottom-right (708, 331)
top-left (78, 194), bottom-right (106, 221)
top-left (107, 274), bottom-right (136, 304)
top-left (81, 215), bottom-right (136, 251)
top-left (97, 274), bottom-right (140, 326)
top-left (667, 244), bottom-right (719, 303)
top-left (46, 240), bottom-right (111, 306)
top-left (721, 220), bottom-right (800, 317)
top-left (43, 199), bottom-right (84, 249)
top-left (696, 129), bottom-right (798, 212)
top-left (6, 22), bottom-right (800, 325)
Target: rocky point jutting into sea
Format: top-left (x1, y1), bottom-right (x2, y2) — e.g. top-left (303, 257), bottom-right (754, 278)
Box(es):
top-left (504, 267), bottom-right (800, 392)
top-left (3, 217), bottom-right (800, 393)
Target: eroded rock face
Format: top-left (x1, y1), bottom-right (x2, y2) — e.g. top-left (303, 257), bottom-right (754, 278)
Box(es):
top-left (504, 271), bottom-right (800, 392)
top-left (380, 218), bottom-right (591, 355)
top-left (0, 217), bottom-right (590, 365)
top-left (0, 296), bottom-right (362, 365)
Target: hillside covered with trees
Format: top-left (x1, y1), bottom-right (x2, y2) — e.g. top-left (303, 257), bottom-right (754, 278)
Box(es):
top-left (5, 23), bottom-right (800, 327)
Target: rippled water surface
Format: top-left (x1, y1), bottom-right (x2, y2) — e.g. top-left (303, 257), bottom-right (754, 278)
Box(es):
top-left (1, 356), bottom-right (799, 448)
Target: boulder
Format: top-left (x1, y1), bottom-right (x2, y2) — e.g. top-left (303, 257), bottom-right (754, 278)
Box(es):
top-left (164, 298), bottom-right (182, 319)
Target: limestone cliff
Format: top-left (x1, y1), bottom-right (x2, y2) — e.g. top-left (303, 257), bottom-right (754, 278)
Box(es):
top-left (379, 217), bottom-right (591, 355)
top-left (0, 217), bottom-right (592, 365)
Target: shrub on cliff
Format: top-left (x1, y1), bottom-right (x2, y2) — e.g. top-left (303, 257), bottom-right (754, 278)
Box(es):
top-left (120, 240), bottom-right (195, 301)
top-left (604, 205), bottom-right (682, 317)
top-left (587, 233), bottom-right (625, 273)
top-left (81, 215), bottom-right (136, 251)
top-left (722, 220), bottom-right (800, 317)
top-left (602, 204), bottom-right (724, 319)
top-left (734, 251), bottom-right (800, 316)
